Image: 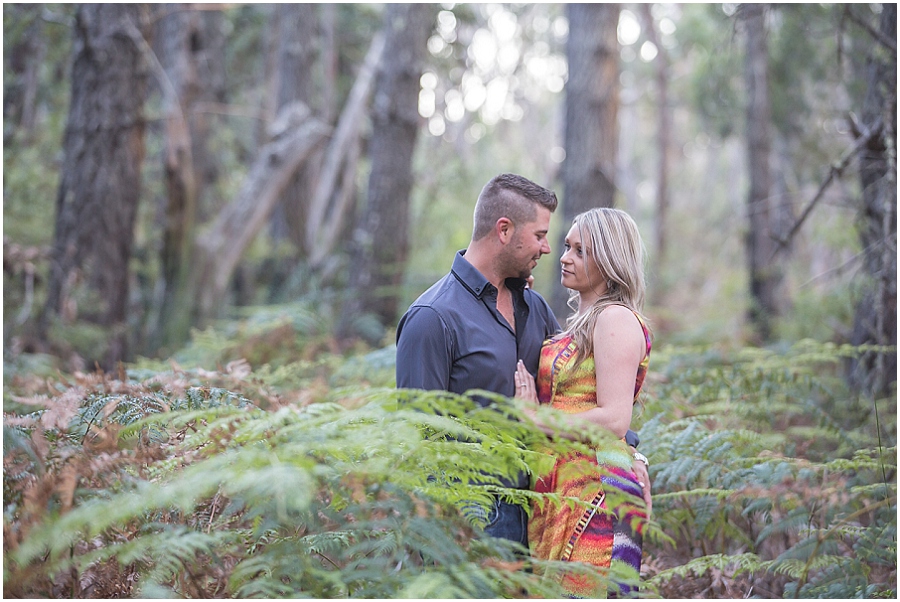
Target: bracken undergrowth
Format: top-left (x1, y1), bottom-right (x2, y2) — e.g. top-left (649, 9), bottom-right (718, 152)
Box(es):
top-left (3, 313), bottom-right (896, 598)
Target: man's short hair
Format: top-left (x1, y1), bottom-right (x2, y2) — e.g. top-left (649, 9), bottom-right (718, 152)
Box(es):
top-left (472, 173), bottom-right (558, 241)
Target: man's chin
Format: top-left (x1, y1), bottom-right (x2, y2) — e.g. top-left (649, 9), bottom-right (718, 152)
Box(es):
top-left (519, 260), bottom-right (539, 279)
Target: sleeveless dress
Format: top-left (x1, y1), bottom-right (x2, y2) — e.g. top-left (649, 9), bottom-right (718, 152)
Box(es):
top-left (528, 310), bottom-right (651, 598)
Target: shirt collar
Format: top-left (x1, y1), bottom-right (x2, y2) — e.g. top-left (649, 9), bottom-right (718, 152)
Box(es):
top-left (451, 250), bottom-right (528, 299)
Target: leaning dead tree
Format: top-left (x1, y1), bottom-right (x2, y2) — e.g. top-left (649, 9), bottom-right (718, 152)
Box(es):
top-left (181, 30), bottom-right (386, 328)
top-left (192, 103), bottom-right (329, 323)
top-left (306, 33), bottom-right (386, 270)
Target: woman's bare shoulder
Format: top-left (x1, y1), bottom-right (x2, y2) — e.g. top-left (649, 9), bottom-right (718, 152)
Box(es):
top-left (595, 304), bottom-right (640, 327)
top-left (593, 305), bottom-right (645, 351)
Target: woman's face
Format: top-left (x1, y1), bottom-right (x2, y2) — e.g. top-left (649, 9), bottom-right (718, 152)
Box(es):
top-left (560, 223), bottom-right (606, 298)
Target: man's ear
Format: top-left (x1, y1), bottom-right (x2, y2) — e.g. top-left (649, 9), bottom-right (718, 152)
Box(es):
top-left (496, 217), bottom-right (514, 244)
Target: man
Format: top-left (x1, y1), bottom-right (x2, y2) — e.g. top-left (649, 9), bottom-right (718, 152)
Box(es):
top-left (396, 173), bottom-right (650, 548)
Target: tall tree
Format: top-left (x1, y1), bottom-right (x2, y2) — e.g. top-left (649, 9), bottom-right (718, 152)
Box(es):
top-left (2, 4), bottom-right (45, 143)
top-left (339, 3), bottom-right (434, 343)
top-left (319, 4), bottom-right (339, 125)
top-left (640, 4), bottom-right (673, 306)
top-left (269, 3), bottom-right (319, 253)
top-left (152, 4), bottom-right (227, 350)
top-left (742, 3), bottom-right (779, 342)
top-left (849, 3), bottom-right (897, 399)
top-left (40, 4), bottom-right (149, 368)
top-left (551, 3), bottom-right (621, 317)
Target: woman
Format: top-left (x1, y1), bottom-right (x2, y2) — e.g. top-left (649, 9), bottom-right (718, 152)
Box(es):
top-left (515, 207), bottom-right (651, 598)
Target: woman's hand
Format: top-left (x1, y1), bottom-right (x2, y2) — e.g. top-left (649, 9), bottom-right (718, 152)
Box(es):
top-left (514, 360), bottom-right (539, 404)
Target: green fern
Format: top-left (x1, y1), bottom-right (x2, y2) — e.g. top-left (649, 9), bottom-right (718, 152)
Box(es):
top-left (4, 337), bottom-right (895, 598)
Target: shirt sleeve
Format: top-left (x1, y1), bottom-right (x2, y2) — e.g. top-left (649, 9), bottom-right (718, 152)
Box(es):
top-left (396, 306), bottom-right (453, 391)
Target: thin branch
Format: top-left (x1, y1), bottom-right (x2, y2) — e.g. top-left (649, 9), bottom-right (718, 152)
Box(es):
top-left (770, 119), bottom-right (883, 260)
top-left (148, 3), bottom-right (229, 27)
top-left (843, 5), bottom-right (897, 54)
top-left (191, 101), bottom-right (269, 121)
top-left (797, 247), bottom-right (864, 288)
top-left (123, 15), bottom-right (181, 120)
top-left (15, 265), bottom-right (35, 325)
top-left (316, 552), bottom-right (341, 570)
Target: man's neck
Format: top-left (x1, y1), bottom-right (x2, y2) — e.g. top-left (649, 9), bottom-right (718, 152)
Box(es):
top-left (463, 243), bottom-right (507, 291)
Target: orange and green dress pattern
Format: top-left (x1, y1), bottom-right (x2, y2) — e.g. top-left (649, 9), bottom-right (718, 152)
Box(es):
top-left (529, 311), bottom-right (651, 598)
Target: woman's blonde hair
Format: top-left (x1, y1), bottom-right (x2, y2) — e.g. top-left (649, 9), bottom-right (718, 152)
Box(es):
top-left (562, 207), bottom-right (650, 364)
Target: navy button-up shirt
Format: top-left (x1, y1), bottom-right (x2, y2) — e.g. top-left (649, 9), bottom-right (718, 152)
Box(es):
top-left (396, 250), bottom-right (560, 401)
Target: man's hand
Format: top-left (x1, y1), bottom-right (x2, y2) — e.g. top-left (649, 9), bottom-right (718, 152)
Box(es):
top-left (632, 453), bottom-right (652, 516)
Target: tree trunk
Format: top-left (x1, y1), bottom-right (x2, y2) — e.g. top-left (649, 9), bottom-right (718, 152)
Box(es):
top-left (270, 3), bottom-right (319, 252)
top-left (320, 3), bottom-right (339, 124)
top-left (152, 4), bottom-right (198, 350)
top-left (40, 4), bottom-right (149, 368)
top-left (338, 4), bottom-right (434, 343)
top-left (2, 4), bottom-right (45, 143)
top-left (849, 3), bottom-right (897, 399)
top-left (148, 5), bottom-right (228, 352)
top-left (187, 7), bottom-right (227, 218)
top-left (641, 4), bottom-right (672, 307)
top-left (551, 3), bottom-right (621, 317)
top-left (742, 3), bottom-right (779, 343)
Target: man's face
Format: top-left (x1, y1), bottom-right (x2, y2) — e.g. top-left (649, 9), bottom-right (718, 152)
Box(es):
top-left (503, 206), bottom-right (552, 279)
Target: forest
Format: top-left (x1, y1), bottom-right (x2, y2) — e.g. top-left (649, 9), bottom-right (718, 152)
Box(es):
top-left (2, 3), bottom-right (896, 598)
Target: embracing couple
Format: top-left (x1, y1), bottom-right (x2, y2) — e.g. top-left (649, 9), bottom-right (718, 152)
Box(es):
top-left (396, 173), bottom-right (652, 597)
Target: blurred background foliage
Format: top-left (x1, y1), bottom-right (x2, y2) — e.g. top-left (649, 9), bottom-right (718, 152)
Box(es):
top-left (2, 3), bottom-right (886, 354)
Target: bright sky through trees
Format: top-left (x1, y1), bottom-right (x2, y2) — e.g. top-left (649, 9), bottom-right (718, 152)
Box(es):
top-left (417, 4), bottom-right (680, 139)
top-left (418, 5), bottom-right (567, 135)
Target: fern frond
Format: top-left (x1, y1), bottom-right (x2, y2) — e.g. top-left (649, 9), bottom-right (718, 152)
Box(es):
top-left (648, 552), bottom-right (764, 584)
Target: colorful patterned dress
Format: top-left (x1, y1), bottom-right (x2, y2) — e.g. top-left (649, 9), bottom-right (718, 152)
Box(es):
top-left (528, 310), bottom-right (651, 598)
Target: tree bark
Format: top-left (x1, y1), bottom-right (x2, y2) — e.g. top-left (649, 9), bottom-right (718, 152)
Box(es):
top-left (40, 4), bottom-right (149, 368)
top-left (552, 3), bottom-right (621, 317)
top-left (2, 4), bottom-right (45, 143)
top-left (147, 5), bottom-right (228, 351)
top-left (153, 5), bottom-right (198, 349)
top-left (320, 3), bottom-right (339, 124)
top-left (849, 3), bottom-right (897, 399)
top-left (338, 4), bottom-right (434, 343)
top-left (641, 4), bottom-right (672, 307)
top-left (270, 3), bottom-right (319, 251)
top-left (742, 3), bottom-right (779, 343)
top-left (187, 7), bottom-right (227, 217)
